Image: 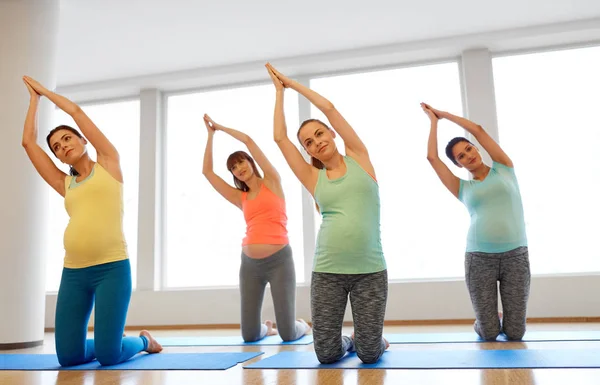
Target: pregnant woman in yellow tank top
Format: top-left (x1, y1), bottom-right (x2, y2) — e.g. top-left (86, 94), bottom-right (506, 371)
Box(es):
top-left (21, 76), bottom-right (162, 366)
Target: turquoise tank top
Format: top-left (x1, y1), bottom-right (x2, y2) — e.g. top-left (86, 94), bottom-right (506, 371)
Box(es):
top-left (459, 161), bottom-right (528, 253)
top-left (313, 156), bottom-right (387, 274)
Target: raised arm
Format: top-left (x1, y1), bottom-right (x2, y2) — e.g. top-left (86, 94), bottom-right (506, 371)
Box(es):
top-left (23, 76), bottom-right (123, 179)
top-left (21, 79), bottom-right (68, 197)
top-left (266, 64), bottom-right (375, 174)
top-left (266, 64), bottom-right (318, 194)
top-left (201, 119), bottom-right (242, 209)
top-left (421, 103), bottom-right (460, 199)
top-left (203, 114), bottom-right (280, 184)
top-left (426, 104), bottom-right (513, 167)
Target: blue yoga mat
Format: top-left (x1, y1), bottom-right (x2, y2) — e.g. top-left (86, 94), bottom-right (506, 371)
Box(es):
top-left (386, 330), bottom-right (600, 344)
top-left (157, 334), bottom-right (313, 346)
top-left (244, 349), bottom-right (600, 369)
top-left (0, 352), bottom-right (262, 371)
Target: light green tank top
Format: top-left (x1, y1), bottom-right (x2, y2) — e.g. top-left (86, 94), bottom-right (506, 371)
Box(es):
top-left (313, 156), bottom-right (387, 274)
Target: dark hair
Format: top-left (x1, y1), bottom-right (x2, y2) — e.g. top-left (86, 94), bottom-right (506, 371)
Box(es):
top-left (226, 151), bottom-right (262, 192)
top-left (445, 137), bottom-right (473, 166)
top-left (46, 125), bottom-right (84, 176)
top-left (297, 119), bottom-right (330, 170)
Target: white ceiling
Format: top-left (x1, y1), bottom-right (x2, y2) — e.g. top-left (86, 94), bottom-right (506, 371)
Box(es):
top-left (56, 0), bottom-right (600, 86)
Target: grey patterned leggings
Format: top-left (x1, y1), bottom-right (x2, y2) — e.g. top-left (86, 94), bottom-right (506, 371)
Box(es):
top-left (465, 246), bottom-right (531, 341)
top-left (311, 270), bottom-right (388, 364)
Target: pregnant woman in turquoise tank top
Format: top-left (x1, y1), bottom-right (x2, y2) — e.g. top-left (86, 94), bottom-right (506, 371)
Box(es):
top-left (266, 63), bottom-right (389, 364)
top-left (421, 102), bottom-right (530, 341)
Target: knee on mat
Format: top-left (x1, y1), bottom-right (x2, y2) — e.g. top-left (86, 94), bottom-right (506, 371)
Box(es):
top-left (503, 326), bottom-right (526, 341)
top-left (241, 332), bottom-right (262, 343)
top-left (479, 326), bottom-right (501, 341)
top-left (316, 351), bottom-right (341, 365)
top-left (357, 352), bottom-right (382, 365)
top-left (356, 346), bottom-right (384, 364)
top-left (241, 326), bottom-right (263, 343)
top-left (96, 349), bottom-right (122, 366)
top-left (57, 351), bottom-right (85, 367)
top-left (278, 329), bottom-right (298, 342)
top-left (279, 335), bottom-right (296, 342)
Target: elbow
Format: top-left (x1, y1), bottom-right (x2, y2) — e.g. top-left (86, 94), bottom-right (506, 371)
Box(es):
top-left (322, 102), bottom-right (336, 113)
top-left (22, 139), bottom-right (35, 149)
top-left (472, 124), bottom-right (485, 135)
top-left (243, 135), bottom-right (253, 145)
top-left (69, 105), bottom-right (84, 117)
top-left (426, 155), bottom-right (439, 163)
top-left (273, 133), bottom-right (286, 144)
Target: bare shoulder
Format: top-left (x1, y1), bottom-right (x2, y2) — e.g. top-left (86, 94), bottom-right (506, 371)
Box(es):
top-left (97, 155), bottom-right (124, 183)
top-left (346, 152), bottom-right (376, 180)
top-left (263, 177), bottom-right (285, 200)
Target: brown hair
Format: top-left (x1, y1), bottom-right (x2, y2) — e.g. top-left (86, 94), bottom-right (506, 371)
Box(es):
top-left (226, 151), bottom-right (262, 192)
top-left (46, 125), bottom-right (84, 176)
top-left (298, 119), bottom-right (333, 213)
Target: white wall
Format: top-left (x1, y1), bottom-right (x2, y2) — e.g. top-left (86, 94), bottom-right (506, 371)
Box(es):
top-left (44, 275), bottom-right (600, 328)
top-left (43, 18), bottom-right (600, 328)
top-left (0, 0), bottom-right (60, 344)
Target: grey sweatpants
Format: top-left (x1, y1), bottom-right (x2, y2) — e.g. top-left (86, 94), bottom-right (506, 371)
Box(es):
top-left (311, 270), bottom-right (388, 364)
top-left (465, 246), bottom-right (531, 341)
top-left (239, 245), bottom-right (308, 342)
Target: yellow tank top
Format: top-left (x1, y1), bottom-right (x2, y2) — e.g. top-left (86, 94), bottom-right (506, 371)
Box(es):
top-left (62, 163), bottom-right (128, 268)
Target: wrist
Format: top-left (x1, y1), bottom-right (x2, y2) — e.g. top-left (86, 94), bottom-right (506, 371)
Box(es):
top-left (287, 79), bottom-right (298, 89)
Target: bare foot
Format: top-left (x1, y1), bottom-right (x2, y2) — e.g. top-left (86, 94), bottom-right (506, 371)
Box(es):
top-left (298, 319), bottom-right (312, 335)
top-left (265, 320), bottom-right (278, 336)
top-left (139, 330), bottom-right (163, 353)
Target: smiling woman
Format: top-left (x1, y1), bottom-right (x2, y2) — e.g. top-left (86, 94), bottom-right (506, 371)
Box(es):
top-left (200, 112), bottom-right (310, 344)
top-left (164, 85), bottom-right (304, 288)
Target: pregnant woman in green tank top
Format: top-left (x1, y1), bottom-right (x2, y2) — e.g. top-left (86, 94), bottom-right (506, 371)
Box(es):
top-left (266, 63), bottom-right (389, 364)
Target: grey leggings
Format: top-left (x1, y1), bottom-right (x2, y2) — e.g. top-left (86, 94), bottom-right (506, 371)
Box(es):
top-left (465, 246), bottom-right (531, 341)
top-left (239, 245), bottom-right (308, 342)
top-left (311, 270), bottom-right (388, 364)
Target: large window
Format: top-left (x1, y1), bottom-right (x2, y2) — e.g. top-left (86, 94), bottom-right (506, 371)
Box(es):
top-left (493, 46), bottom-right (600, 275)
top-left (309, 63), bottom-right (469, 280)
top-left (165, 84), bottom-right (304, 288)
top-left (46, 100), bottom-right (140, 292)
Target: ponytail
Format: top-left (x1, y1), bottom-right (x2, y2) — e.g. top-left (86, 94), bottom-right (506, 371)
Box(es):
top-left (311, 157), bottom-right (324, 170)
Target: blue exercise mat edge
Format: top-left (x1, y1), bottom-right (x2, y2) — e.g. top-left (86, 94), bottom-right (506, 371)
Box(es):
top-left (0, 352), bottom-right (263, 371)
top-left (386, 330), bottom-right (600, 344)
top-left (157, 334), bottom-right (314, 346)
top-left (243, 349), bottom-right (600, 369)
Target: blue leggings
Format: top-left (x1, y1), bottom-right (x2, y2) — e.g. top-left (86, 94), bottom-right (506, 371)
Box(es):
top-left (55, 259), bottom-right (148, 367)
